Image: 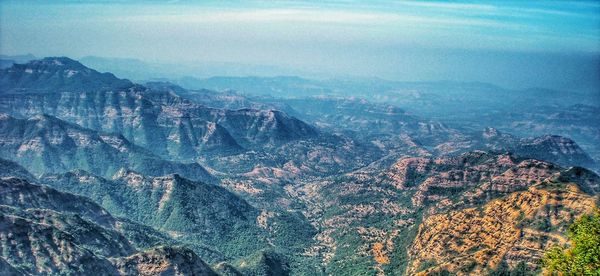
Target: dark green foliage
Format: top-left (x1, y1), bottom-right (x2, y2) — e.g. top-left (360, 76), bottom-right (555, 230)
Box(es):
top-left (429, 269), bottom-right (452, 276)
top-left (543, 210), bottom-right (600, 275)
top-left (234, 250), bottom-right (290, 276)
top-left (418, 260), bottom-right (438, 272)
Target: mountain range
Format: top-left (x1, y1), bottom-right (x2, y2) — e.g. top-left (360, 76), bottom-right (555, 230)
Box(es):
top-left (0, 57), bottom-right (598, 275)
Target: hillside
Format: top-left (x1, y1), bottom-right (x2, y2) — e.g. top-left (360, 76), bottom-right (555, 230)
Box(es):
top-left (0, 177), bottom-right (217, 275)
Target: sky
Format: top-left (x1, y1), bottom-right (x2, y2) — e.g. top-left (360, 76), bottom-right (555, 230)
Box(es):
top-left (1, 0), bottom-right (599, 92)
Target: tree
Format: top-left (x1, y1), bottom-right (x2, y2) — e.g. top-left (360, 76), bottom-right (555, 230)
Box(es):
top-left (543, 209), bottom-right (600, 275)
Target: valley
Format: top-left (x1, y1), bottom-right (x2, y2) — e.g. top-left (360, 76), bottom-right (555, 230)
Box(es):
top-left (0, 57), bottom-right (598, 275)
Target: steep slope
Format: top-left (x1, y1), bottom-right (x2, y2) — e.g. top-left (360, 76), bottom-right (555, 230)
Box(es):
top-left (0, 177), bottom-right (115, 227)
top-left (0, 158), bottom-right (36, 181)
top-left (408, 182), bottom-right (597, 275)
top-left (40, 168), bottom-right (321, 273)
top-left (0, 209), bottom-right (119, 275)
top-left (293, 151), bottom-right (600, 275)
top-left (41, 169), bottom-right (271, 259)
top-left (479, 127), bottom-right (596, 169)
top-left (43, 170), bottom-right (254, 232)
top-left (194, 107), bottom-right (317, 147)
top-left (113, 246), bottom-right (218, 276)
top-left (0, 57), bottom-right (318, 160)
top-left (0, 114), bottom-right (213, 182)
top-left (0, 177), bottom-right (216, 275)
top-left (0, 57), bottom-right (132, 93)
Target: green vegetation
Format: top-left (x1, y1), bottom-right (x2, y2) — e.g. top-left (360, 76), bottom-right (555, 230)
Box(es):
top-left (543, 209), bottom-right (600, 275)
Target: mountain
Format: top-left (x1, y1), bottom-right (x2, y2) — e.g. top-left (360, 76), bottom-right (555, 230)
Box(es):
top-left (262, 96), bottom-right (462, 146)
top-left (0, 57), bottom-right (318, 160)
top-left (291, 151), bottom-right (599, 274)
top-left (42, 170), bottom-right (259, 241)
top-left (478, 127), bottom-right (597, 169)
top-left (0, 114), bottom-right (213, 182)
top-left (0, 158), bottom-right (36, 181)
top-left (408, 182), bottom-right (597, 275)
top-left (0, 177), bottom-right (217, 275)
top-left (78, 55), bottom-right (307, 81)
top-left (113, 246), bottom-right (218, 276)
top-left (40, 168), bottom-right (319, 271)
top-left (173, 75), bottom-right (600, 165)
top-left (147, 83), bottom-right (284, 111)
top-left (0, 54), bottom-right (36, 69)
top-left (0, 159), bottom-right (310, 274)
top-left (0, 57), bottom-right (133, 93)
top-left (0, 54), bottom-right (36, 63)
top-left (1, 56), bottom-right (598, 275)
top-left (198, 92), bottom-right (596, 170)
top-left (174, 76), bottom-right (333, 97)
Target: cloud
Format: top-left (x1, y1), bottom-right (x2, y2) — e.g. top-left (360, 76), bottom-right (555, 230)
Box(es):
top-left (112, 7), bottom-right (524, 30)
top-left (395, 1), bottom-right (498, 12)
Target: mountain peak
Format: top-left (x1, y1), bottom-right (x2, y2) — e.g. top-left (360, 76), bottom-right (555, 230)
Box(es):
top-left (37, 56), bottom-right (85, 67)
top-left (0, 56), bottom-right (133, 93)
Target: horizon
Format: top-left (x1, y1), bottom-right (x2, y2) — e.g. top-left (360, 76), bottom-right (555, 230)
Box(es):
top-left (1, 2), bottom-right (600, 275)
top-left (3, 53), bottom-right (599, 96)
top-left (1, 1), bottom-right (599, 92)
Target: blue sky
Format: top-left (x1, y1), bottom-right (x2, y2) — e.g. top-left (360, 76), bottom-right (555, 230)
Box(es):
top-left (1, 1), bottom-right (599, 91)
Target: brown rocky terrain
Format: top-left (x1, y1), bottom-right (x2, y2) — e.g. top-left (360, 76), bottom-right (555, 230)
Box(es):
top-left (408, 182), bottom-right (597, 275)
top-left (293, 150), bottom-right (599, 275)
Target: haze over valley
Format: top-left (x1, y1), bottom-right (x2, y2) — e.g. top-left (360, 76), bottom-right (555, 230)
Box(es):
top-left (0, 1), bottom-right (599, 275)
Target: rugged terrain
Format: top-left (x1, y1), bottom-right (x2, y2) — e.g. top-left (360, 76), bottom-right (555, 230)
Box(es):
top-left (0, 57), bottom-right (598, 275)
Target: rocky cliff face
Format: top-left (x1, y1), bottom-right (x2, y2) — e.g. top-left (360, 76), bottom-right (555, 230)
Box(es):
top-left (1, 57), bottom-right (598, 276)
top-left (378, 151), bottom-right (570, 209)
top-left (0, 58), bottom-right (318, 160)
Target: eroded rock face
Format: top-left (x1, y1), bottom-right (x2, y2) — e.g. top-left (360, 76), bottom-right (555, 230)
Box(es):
top-left (408, 183), bottom-right (597, 275)
top-left (0, 58), bottom-right (319, 160)
top-left (383, 151), bottom-right (559, 208)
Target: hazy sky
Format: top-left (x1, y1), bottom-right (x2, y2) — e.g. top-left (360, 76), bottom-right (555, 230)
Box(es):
top-left (1, 0), bottom-right (599, 91)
